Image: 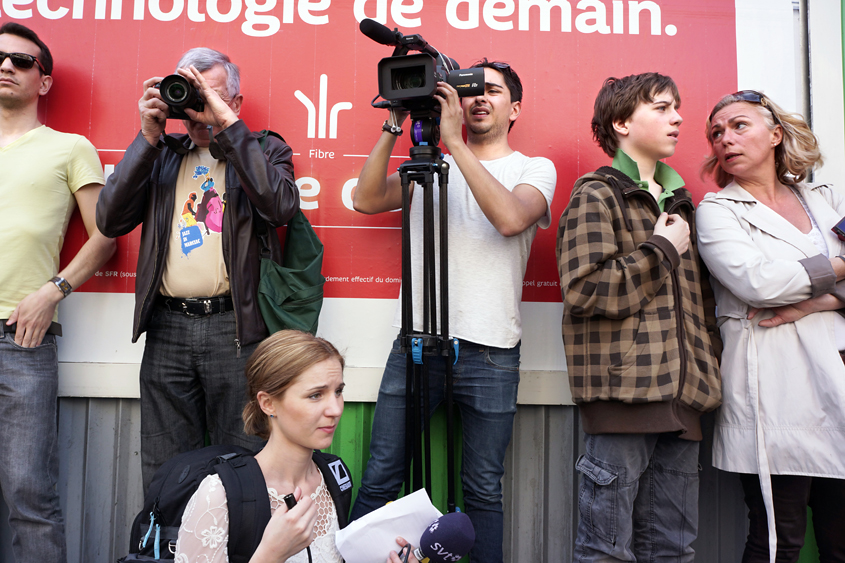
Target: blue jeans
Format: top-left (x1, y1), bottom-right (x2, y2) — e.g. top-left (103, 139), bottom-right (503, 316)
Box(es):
top-left (0, 327), bottom-right (65, 563)
top-left (575, 432), bottom-right (700, 563)
top-left (140, 306), bottom-right (263, 489)
top-left (351, 337), bottom-right (520, 563)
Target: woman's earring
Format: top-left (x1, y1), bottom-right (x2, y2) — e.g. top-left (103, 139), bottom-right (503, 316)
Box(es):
top-left (269, 414), bottom-right (276, 418)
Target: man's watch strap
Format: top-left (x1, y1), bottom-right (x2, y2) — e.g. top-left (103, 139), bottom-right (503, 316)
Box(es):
top-left (49, 276), bottom-right (73, 298)
top-left (382, 121), bottom-right (402, 136)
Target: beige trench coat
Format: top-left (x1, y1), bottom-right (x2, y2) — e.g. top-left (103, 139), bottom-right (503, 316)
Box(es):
top-left (697, 181), bottom-right (845, 561)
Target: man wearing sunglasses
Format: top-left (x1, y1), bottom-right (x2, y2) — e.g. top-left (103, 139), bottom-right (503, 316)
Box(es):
top-left (0, 22), bottom-right (116, 563)
top-left (351, 59), bottom-right (557, 563)
top-left (96, 48), bottom-right (299, 490)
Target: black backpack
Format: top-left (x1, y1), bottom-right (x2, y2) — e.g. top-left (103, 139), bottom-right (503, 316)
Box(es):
top-left (119, 444), bottom-right (269, 563)
top-left (119, 444), bottom-right (354, 563)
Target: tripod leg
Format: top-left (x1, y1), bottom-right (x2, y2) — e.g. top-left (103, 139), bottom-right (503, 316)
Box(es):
top-left (412, 362), bottom-right (423, 492)
top-left (437, 161), bottom-right (457, 513)
top-left (403, 353), bottom-right (413, 494)
top-left (399, 168), bottom-right (416, 495)
top-left (423, 363), bottom-right (432, 498)
top-left (421, 173), bottom-right (438, 499)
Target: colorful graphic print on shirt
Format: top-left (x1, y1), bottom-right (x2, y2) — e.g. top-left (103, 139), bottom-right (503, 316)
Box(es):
top-left (179, 165), bottom-right (225, 256)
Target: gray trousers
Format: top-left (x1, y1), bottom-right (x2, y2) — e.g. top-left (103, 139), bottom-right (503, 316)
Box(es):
top-left (139, 305), bottom-right (263, 490)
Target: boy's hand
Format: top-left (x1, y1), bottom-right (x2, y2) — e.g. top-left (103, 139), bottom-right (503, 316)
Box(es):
top-left (654, 212), bottom-right (690, 255)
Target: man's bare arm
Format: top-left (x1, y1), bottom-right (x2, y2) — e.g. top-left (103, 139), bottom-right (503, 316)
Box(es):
top-left (7, 183), bottom-right (116, 347)
top-left (353, 113), bottom-right (412, 215)
top-left (435, 82), bottom-right (547, 237)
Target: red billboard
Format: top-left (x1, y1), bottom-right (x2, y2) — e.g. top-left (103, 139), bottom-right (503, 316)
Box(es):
top-left (35, 0), bottom-right (736, 300)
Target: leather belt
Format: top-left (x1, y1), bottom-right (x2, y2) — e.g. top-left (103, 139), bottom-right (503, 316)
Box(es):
top-left (0, 320), bottom-right (63, 336)
top-left (156, 295), bottom-right (234, 316)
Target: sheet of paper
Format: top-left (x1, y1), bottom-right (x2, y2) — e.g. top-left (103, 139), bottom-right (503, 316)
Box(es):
top-left (335, 489), bottom-right (442, 563)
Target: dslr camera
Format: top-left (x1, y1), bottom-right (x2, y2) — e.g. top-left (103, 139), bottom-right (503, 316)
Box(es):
top-left (156, 74), bottom-right (204, 120)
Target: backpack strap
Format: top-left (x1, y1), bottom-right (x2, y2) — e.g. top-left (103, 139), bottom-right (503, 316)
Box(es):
top-left (215, 454), bottom-right (272, 563)
top-left (252, 129), bottom-right (288, 259)
top-left (257, 129), bottom-right (286, 152)
top-left (312, 451), bottom-right (354, 529)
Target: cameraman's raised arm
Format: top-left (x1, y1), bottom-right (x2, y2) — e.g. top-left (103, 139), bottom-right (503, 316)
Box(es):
top-left (353, 113), bottom-right (411, 215)
top-left (435, 81), bottom-right (548, 238)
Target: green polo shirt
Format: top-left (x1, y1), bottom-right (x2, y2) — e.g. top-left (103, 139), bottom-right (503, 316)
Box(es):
top-left (611, 149), bottom-right (685, 211)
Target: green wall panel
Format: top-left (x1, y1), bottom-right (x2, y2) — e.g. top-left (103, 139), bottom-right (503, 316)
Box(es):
top-left (326, 402), bottom-right (465, 513)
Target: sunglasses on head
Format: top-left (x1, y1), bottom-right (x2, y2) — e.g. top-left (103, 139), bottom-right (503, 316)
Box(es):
top-left (709, 90), bottom-right (781, 126)
top-left (0, 51), bottom-right (46, 73)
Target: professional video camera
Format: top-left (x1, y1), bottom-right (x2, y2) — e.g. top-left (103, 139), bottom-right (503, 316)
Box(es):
top-left (156, 74), bottom-right (204, 120)
top-left (360, 18), bottom-right (484, 146)
top-left (378, 53), bottom-right (484, 111)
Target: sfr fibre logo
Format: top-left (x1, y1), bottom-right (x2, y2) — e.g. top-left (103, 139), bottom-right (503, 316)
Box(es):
top-left (295, 74), bottom-right (352, 140)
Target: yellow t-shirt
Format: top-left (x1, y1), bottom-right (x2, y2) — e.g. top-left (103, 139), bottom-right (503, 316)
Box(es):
top-left (0, 125), bottom-right (104, 320)
top-left (159, 147), bottom-right (229, 298)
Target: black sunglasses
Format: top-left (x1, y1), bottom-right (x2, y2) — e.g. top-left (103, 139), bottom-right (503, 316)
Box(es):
top-left (0, 51), bottom-right (46, 73)
top-left (709, 90), bottom-right (781, 126)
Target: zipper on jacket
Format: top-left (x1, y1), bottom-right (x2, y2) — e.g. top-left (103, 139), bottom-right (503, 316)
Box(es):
top-left (668, 198), bottom-right (694, 404)
top-left (135, 169), bottom-right (176, 342)
top-left (135, 236), bottom-right (159, 341)
top-left (671, 261), bottom-right (689, 403)
top-left (135, 148), bottom-right (183, 342)
top-left (222, 168), bottom-right (241, 351)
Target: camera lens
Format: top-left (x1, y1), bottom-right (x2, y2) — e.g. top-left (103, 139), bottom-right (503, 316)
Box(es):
top-left (392, 66), bottom-right (426, 91)
top-left (165, 82), bottom-right (188, 103)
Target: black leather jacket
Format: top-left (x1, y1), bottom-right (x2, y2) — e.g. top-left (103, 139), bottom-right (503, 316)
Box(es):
top-left (96, 120), bottom-right (298, 348)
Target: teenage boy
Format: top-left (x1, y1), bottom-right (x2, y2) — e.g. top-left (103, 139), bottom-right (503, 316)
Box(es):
top-left (556, 73), bottom-right (722, 562)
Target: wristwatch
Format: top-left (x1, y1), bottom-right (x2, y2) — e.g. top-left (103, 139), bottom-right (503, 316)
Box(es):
top-left (49, 276), bottom-right (73, 298)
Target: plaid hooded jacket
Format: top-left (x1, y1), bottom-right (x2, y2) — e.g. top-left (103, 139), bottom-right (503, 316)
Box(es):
top-left (556, 167), bottom-right (722, 440)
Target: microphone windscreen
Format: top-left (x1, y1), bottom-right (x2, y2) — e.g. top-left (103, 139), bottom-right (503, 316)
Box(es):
top-left (359, 18), bottom-right (399, 46)
top-left (418, 512), bottom-right (475, 563)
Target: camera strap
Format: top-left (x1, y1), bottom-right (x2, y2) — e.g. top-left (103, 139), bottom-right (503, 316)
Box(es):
top-left (162, 134), bottom-right (188, 155)
top-left (161, 126), bottom-right (226, 161)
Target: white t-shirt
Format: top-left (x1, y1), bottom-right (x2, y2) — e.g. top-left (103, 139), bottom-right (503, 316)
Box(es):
top-left (392, 151), bottom-right (557, 349)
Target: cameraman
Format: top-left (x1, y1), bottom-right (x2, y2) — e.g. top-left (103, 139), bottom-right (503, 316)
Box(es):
top-left (351, 59), bottom-right (556, 563)
top-left (96, 48), bottom-right (298, 489)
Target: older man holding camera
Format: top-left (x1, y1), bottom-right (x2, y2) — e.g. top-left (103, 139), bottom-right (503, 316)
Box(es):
top-left (96, 48), bottom-right (299, 488)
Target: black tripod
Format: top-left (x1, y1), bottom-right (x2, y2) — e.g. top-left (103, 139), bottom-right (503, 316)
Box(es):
top-left (398, 113), bottom-right (458, 513)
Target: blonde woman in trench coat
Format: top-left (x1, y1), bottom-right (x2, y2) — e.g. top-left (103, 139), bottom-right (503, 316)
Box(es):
top-left (696, 91), bottom-right (845, 563)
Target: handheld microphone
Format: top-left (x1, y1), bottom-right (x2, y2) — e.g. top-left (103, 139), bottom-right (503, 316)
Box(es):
top-left (359, 18), bottom-right (403, 47)
top-left (411, 512), bottom-right (475, 563)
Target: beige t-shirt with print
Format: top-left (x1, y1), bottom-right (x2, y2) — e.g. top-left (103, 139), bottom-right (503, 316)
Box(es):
top-left (160, 147), bottom-right (230, 298)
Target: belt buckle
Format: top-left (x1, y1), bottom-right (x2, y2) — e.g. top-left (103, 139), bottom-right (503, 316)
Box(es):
top-left (180, 298), bottom-right (202, 317)
top-left (202, 299), bottom-right (212, 315)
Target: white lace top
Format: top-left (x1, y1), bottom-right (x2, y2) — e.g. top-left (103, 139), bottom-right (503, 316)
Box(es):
top-left (174, 472), bottom-right (343, 563)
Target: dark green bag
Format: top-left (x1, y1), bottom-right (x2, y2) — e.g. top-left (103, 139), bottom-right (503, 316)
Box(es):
top-left (254, 131), bottom-right (325, 335)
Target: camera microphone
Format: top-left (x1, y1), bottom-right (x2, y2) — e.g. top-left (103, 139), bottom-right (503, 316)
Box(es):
top-left (411, 512), bottom-right (475, 563)
top-left (360, 18), bottom-right (404, 47)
